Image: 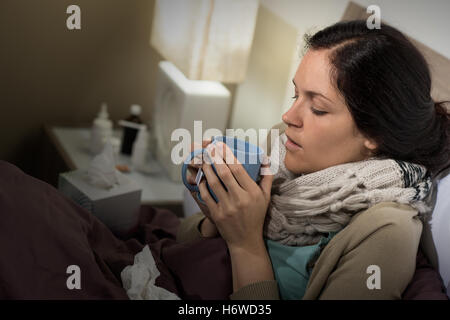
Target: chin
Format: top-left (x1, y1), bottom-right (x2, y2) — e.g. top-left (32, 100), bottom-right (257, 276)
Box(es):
top-left (284, 152), bottom-right (305, 174)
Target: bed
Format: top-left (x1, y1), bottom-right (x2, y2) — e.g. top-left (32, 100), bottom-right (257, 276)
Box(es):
top-left (0, 2), bottom-right (448, 299)
top-left (0, 159), bottom-right (446, 300)
top-left (0, 160), bottom-right (233, 299)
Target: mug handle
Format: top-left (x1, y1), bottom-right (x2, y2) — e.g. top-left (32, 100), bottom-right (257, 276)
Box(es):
top-left (181, 148), bottom-right (206, 192)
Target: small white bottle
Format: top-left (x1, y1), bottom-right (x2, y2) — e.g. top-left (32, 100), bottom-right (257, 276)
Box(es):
top-left (90, 102), bottom-right (113, 155)
top-left (131, 125), bottom-right (148, 171)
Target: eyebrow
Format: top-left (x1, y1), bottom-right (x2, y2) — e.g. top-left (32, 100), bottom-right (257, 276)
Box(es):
top-left (292, 79), bottom-right (333, 103)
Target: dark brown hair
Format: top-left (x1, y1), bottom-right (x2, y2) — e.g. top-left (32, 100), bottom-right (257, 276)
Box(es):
top-left (305, 20), bottom-right (450, 177)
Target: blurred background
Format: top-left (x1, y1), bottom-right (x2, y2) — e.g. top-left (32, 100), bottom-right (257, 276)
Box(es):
top-left (0, 0), bottom-right (449, 180)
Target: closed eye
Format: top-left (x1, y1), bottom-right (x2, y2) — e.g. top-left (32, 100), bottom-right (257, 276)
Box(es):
top-left (292, 93), bottom-right (328, 116)
top-left (311, 107), bottom-right (327, 116)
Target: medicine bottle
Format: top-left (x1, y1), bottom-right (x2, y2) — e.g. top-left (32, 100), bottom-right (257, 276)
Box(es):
top-left (120, 104), bottom-right (143, 155)
top-left (90, 102), bottom-right (113, 155)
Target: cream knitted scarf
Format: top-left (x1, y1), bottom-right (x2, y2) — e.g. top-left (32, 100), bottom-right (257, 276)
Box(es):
top-left (263, 133), bottom-right (433, 246)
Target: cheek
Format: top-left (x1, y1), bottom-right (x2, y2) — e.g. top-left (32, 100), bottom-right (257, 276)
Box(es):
top-left (304, 118), bottom-right (335, 151)
top-left (310, 119), bottom-right (365, 161)
top-left (283, 112), bottom-right (366, 173)
top-left (304, 117), bottom-right (360, 160)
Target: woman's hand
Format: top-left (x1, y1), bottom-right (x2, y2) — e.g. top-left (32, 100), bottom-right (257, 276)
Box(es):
top-left (198, 142), bottom-right (273, 252)
top-left (186, 140), bottom-right (219, 237)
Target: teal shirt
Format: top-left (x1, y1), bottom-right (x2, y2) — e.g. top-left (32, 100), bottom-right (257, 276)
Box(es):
top-left (264, 232), bottom-right (337, 300)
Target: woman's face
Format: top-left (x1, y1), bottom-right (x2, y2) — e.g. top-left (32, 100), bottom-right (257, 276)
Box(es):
top-left (282, 49), bottom-right (377, 174)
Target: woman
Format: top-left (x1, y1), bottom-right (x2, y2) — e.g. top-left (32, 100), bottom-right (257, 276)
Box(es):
top-left (178, 20), bottom-right (450, 300)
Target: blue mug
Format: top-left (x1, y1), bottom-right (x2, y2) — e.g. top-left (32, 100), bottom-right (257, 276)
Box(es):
top-left (181, 136), bottom-right (264, 204)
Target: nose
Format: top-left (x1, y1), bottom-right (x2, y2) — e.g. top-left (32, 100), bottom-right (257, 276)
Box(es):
top-left (282, 100), bottom-right (303, 128)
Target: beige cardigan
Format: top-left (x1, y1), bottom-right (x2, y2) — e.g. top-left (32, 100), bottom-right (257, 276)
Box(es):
top-left (177, 202), bottom-right (422, 300)
top-left (176, 123), bottom-right (422, 299)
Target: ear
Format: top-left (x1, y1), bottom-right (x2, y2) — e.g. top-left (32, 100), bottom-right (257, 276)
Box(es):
top-left (364, 138), bottom-right (378, 151)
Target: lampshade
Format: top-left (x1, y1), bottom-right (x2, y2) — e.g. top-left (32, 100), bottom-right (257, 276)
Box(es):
top-left (150, 0), bottom-right (259, 83)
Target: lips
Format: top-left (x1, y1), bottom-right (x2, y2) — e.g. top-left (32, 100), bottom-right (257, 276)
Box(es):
top-left (285, 133), bottom-right (302, 148)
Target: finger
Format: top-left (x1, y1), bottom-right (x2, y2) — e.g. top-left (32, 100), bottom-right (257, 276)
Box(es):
top-left (202, 158), bottom-right (229, 203)
top-left (259, 167), bottom-right (274, 202)
top-left (261, 154), bottom-right (271, 166)
top-left (189, 140), bottom-right (212, 166)
top-left (186, 173), bottom-right (196, 185)
top-left (189, 191), bottom-right (212, 217)
top-left (189, 190), bottom-right (201, 204)
top-left (190, 152), bottom-right (205, 167)
top-left (198, 179), bottom-right (218, 214)
top-left (205, 144), bottom-right (242, 199)
top-left (215, 142), bottom-right (255, 191)
top-left (189, 190), bottom-right (209, 209)
top-left (202, 139), bottom-right (212, 148)
top-left (187, 162), bottom-right (201, 184)
top-left (260, 162), bottom-right (274, 176)
top-left (189, 160), bottom-right (202, 169)
top-left (187, 164), bottom-right (200, 179)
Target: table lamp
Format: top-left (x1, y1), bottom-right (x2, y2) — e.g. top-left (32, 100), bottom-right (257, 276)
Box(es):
top-left (149, 0), bottom-right (259, 181)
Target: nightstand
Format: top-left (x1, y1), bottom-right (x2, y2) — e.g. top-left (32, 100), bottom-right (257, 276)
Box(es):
top-left (41, 125), bottom-right (186, 216)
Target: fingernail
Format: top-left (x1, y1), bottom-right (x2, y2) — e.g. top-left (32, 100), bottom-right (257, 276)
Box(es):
top-left (262, 155), bottom-right (271, 165)
top-left (203, 151), bottom-right (212, 164)
top-left (213, 143), bottom-right (224, 159)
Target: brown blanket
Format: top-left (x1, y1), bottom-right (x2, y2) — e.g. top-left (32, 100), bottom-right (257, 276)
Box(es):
top-left (0, 160), bottom-right (446, 300)
top-left (0, 160), bottom-right (231, 299)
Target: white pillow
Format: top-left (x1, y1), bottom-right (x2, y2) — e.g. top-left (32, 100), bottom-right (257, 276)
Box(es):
top-left (429, 173), bottom-right (450, 296)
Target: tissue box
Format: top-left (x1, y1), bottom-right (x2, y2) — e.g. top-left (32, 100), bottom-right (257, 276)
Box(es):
top-left (58, 169), bottom-right (142, 235)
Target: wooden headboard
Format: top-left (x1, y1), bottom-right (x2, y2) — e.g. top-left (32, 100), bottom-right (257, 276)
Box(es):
top-left (341, 2), bottom-right (450, 109)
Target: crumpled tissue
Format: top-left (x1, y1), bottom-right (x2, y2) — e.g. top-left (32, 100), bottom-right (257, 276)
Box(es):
top-left (121, 245), bottom-right (181, 300)
top-left (86, 140), bottom-right (126, 189)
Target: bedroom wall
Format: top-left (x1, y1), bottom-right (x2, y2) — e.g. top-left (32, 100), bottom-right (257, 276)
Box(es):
top-left (1, 0), bottom-right (449, 176)
top-left (352, 0), bottom-right (450, 60)
top-left (232, 0), bottom-right (450, 132)
top-left (0, 0), bottom-right (237, 177)
top-left (0, 0), bottom-right (162, 175)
